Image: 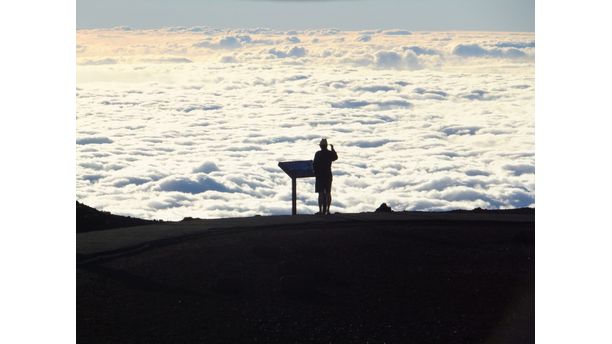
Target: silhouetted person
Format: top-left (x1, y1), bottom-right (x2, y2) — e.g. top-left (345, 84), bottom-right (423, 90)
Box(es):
top-left (313, 138), bottom-right (338, 215)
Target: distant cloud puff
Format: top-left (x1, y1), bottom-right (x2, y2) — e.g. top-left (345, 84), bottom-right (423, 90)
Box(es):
top-left (178, 104), bottom-right (222, 112)
top-left (452, 44), bottom-right (527, 58)
top-left (403, 46), bottom-right (438, 55)
top-left (413, 87), bottom-right (448, 100)
top-left (439, 188), bottom-right (496, 204)
top-left (79, 162), bottom-right (104, 170)
top-left (354, 85), bottom-right (397, 93)
top-left (383, 30), bottom-right (412, 35)
top-left (441, 126), bottom-right (481, 136)
top-left (82, 174), bottom-right (104, 183)
top-left (194, 36), bottom-right (247, 49)
top-left (218, 36), bottom-right (243, 49)
top-left (413, 88), bottom-right (446, 96)
top-left (141, 57), bottom-right (193, 64)
top-left (346, 139), bottom-right (393, 148)
top-left (284, 74), bottom-right (309, 81)
top-left (77, 137), bottom-right (113, 145)
top-left (375, 100), bottom-right (413, 109)
top-left (159, 176), bottom-right (232, 194)
top-left (503, 164), bottom-right (535, 176)
top-left (193, 162), bottom-right (220, 174)
top-left (165, 26), bottom-right (222, 34)
top-left (330, 100), bottom-right (369, 108)
top-left (147, 194), bottom-right (194, 210)
top-left (416, 176), bottom-right (458, 191)
top-left (311, 28), bottom-right (341, 35)
top-left (268, 46), bottom-right (307, 58)
top-left (465, 169), bottom-right (491, 177)
top-left (374, 51), bottom-right (402, 68)
top-left (461, 90), bottom-right (499, 101)
top-left (244, 134), bottom-right (319, 144)
top-left (113, 177), bottom-right (150, 187)
top-left (286, 36), bottom-right (301, 43)
top-left (452, 44), bottom-right (490, 57)
top-left (220, 55), bottom-right (238, 63)
top-left (375, 50), bottom-right (421, 70)
top-left (495, 41), bottom-right (535, 49)
top-left (78, 58), bottom-right (118, 66)
top-left (331, 99), bottom-right (412, 110)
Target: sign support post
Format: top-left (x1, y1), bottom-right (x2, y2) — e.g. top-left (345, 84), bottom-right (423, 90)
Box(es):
top-left (292, 177), bottom-right (297, 215)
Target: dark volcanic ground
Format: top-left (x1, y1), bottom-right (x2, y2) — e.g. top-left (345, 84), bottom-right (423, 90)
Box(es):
top-left (77, 212), bottom-right (534, 343)
top-left (76, 201), bottom-right (162, 233)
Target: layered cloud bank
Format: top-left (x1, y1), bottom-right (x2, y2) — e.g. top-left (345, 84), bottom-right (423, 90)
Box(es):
top-left (77, 28), bottom-right (534, 220)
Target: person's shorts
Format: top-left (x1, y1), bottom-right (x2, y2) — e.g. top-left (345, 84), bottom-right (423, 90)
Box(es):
top-left (315, 176), bottom-right (332, 193)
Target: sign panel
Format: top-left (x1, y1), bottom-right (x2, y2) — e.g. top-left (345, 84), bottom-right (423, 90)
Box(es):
top-left (278, 160), bottom-right (315, 179)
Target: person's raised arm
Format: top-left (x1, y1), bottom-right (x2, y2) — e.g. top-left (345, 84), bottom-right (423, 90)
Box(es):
top-left (330, 144), bottom-right (338, 161)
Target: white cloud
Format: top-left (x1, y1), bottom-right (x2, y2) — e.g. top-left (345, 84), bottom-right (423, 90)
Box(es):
top-left (113, 177), bottom-right (150, 187)
top-left (354, 85), bottom-right (398, 93)
top-left (82, 174), bottom-right (105, 183)
top-left (465, 169), bottom-right (490, 177)
top-left (412, 87), bottom-right (448, 100)
top-left (220, 56), bottom-right (238, 63)
top-left (452, 43), bottom-right (529, 58)
top-left (76, 137), bottom-right (113, 145)
top-left (194, 36), bottom-right (244, 49)
top-left (178, 104), bottom-right (223, 112)
top-left (503, 164), bottom-right (535, 176)
top-left (268, 46), bottom-right (307, 58)
top-left (158, 175), bottom-right (234, 194)
top-left (383, 30), bottom-right (412, 35)
top-left (140, 57), bottom-right (193, 64)
top-left (77, 29), bottom-right (535, 219)
top-left (330, 99), bottom-right (412, 110)
top-left (78, 58), bottom-right (118, 66)
top-left (345, 139), bottom-right (394, 148)
top-left (147, 193), bottom-right (195, 210)
top-left (402, 46), bottom-right (438, 55)
top-left (495, 41), bottom-right (535, 49)
top-left (79, 162), bottom-right (104, 170)
top-left (460, 90), bottom-right (499, 101)
top-left (193, 162), bottom-right (220, 173)
top-left (374, 50), bottom-right (422, 70)
top-left (415, 176), bottom-right (458, 191)
top-left (440, 126), bottom-right (481, 136)
top-left (286, 36), bottom-right (301, 43)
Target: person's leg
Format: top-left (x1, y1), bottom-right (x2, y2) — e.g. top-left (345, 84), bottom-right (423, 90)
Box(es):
top-left (325, 179), bottom-right (333, 214)
top-left (322, 190), bottom-right (329, 214)
top-left (318, 192), bottom-right (324, 214)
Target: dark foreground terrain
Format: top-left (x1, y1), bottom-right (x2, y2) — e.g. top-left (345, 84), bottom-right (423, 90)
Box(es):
top-left (76, 201), bottom-right (162, 233)
top-left (77, 210), bottom-right (534, 343)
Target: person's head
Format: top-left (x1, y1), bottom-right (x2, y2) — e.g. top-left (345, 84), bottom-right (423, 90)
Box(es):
top-left (319, 138), bottom-right (328, 150)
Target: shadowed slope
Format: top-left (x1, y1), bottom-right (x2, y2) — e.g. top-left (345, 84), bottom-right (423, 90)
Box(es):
top-left (76, 201), bottom-right (161, 233)
top-left (77, 211), bottom-right (534, 343)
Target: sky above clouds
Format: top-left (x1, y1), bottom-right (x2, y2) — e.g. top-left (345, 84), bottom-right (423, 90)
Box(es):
top-left (77, 0), bottom-right (535, 32)
top-left (77, 28), bottom-right (534, 220)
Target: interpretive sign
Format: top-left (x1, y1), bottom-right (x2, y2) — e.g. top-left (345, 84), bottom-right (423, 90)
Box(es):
top-left (278, 160), bottom-right (315, 215)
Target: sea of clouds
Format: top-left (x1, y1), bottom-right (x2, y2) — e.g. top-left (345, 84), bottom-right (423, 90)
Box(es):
top-left (76, 28), bottom-right (534, 220)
